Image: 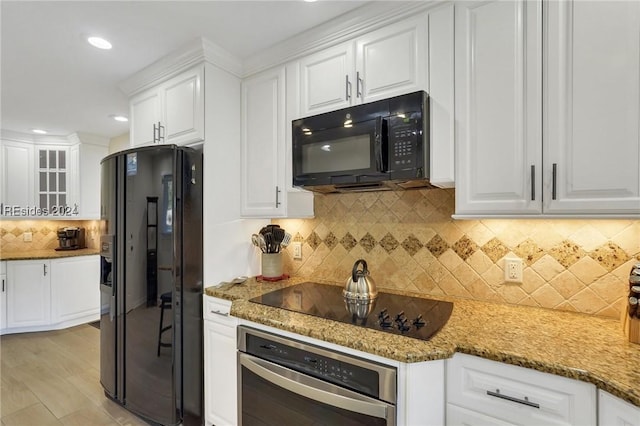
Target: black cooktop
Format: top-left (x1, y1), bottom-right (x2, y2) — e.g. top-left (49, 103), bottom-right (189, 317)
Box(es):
top-left (249, 282), bottom-right (453, 342)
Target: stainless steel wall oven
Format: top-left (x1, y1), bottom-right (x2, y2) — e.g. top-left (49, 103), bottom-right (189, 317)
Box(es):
top-left (237, 326), bottom-right (397, 425)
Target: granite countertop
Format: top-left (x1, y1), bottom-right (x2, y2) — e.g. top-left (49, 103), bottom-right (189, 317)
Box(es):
top-left (205, 276), bottom-right (640, 408)
top-left (0, 248), bottom-right (100, 261)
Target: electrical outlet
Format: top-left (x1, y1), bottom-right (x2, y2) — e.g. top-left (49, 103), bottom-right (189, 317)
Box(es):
top-left (504, 257), bottom-right (523, 283)
top-left (23, 232), bottom-right (32, 242)
top-left (292, 242), bottom-right (302, 260)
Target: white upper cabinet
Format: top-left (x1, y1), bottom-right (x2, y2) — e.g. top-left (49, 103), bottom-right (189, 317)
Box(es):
top-left (0, 140), bottom-right (35, 209)
top-left (355, 16), bottom-right (428, 104)
top-left (130, 65), bottom-right (204, 147)
top-left (427, 3), bottom-right (456, 188)
top-left (241, 66), bottom-right (287, 217)
top-left (163, 68), bottom-right (204, 144)
top-left (241, 65), bottom-right (314, 218)
top-left (130, 90), bottom-right (162, 147)
top-left (544, 0), bottom-right (640, 215)
top-left (0, 133), bottom-right (105, 219)
top-left (297, 15), bottom-right (428, 118)
top-left (455, 0), bottom-right (542, 216)
top-left (299, 42), bottom-right (355, 117)
top-left (455, 0), bottom-right (640, 217)
top-left (74, 142), bottom-right (108, 219)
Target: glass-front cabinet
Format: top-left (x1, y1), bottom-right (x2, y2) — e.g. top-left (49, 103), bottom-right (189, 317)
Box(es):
top-left (37, 146), bottom-right (70, 213)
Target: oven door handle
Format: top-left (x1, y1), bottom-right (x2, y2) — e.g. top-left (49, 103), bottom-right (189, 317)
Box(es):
top-left (240, 354), bottom-right (392, 421)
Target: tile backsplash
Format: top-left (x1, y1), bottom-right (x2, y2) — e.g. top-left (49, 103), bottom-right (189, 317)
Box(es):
top-left (1, 220), bottom-right (100, 251)
top-left (274, 189), bottom-right (640, 319)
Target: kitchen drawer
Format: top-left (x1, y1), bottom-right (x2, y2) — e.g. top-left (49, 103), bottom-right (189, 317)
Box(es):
top-left (447, 403), bottom-right (516, 426)
top-left (446, 353), bottom-right (596, 426)
top-left (203, 295), bottom-right (233, 322)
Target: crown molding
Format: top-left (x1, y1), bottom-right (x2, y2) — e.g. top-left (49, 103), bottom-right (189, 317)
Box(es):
top-left (119, 37), bottom-right (243, 96)
top-left (70, 132), bottom-right (111, 147)
top-left (1, 129), bottom-right (71, 145)
top-left (0, 129), bottom-right (109, 146)
top-left (241, 1), bottom-right (440, 76)
top-left (118, 1), bottom-right (442, 93)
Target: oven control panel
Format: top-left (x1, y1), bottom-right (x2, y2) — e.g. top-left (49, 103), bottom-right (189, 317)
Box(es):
top-left (245, 332), bottom-right (384, 400)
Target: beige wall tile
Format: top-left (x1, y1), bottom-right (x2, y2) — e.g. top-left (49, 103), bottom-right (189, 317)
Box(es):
top-left (569, 287), bottom-right (608, 315)
top-left (531, 284), bottom-right (565, 308)
top-left (549, 271), bottom-right (586, 300)
top-left (568, 257), bottom-right (608, 284)
top-left (531, 255), bottom-right (565, 281)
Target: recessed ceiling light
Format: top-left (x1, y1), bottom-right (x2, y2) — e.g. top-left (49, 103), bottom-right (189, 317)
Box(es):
top-left (88, 36), bottom-right (112, 50)
top-left (111, 115), bottom-right (129, 122)
top-left (32, 129), bottom-right (47, 134)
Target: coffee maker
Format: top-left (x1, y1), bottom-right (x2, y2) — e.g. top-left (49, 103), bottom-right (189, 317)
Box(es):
top-left (55, 227), bottom-right (86, 251)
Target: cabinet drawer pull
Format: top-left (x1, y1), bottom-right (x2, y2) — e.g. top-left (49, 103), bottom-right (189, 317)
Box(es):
top-left (210, 309), bottom-right (229, 317)
top-left (530, 165), bottom-right (535, 201)
top-left (43, 264), bottom-right (47, 276)
top-left (2, 278), bottom-right (4, 292)
top-left (552, 163), bottom-right (557, 200)
top-left (345, 75), bottom-right (351, 101)
top-left (356, 71), bottom-right (363, 98)
top-left (158, 122), bottom-right (165, 143)
top-left (486, 389), bottom-right (540, 409)
top-left (275, 186), bottom-right (281, 208)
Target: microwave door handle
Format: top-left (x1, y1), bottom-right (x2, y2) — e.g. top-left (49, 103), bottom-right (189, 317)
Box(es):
top-left (374, 116), bottom-right (385, 172)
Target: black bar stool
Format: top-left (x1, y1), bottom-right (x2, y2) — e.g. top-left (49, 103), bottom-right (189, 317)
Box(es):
top-left (157, 291), bottom-right (172, 356)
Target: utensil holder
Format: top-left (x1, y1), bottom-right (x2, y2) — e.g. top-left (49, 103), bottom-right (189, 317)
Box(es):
top-left (622, 310), bottom-right (640, 344)
top-left (262, 253), bottom-right (283, 279)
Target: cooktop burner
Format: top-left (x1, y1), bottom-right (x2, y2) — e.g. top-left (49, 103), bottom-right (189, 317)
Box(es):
top-left (249, 282), bottom-right (453, 342)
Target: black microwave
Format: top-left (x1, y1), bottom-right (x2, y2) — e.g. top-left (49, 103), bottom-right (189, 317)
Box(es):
top-left (292, 91), bottom-right (432, 193)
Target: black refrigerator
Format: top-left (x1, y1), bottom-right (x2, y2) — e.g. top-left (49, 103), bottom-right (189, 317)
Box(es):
top-left (99, 145), bottom-right (203, 425)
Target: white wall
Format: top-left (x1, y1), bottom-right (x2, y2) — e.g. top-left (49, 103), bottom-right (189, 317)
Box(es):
top-left (202, 62), bottom-right (267, 286)
top-left (108, 132), bottom-right (130, 154)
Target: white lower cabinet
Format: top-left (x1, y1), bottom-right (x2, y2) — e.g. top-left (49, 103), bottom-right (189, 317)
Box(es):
top-left (50, 255), bottom-right (100, 325)
top-left (3, 256), bottom-right (99, 334)
top-left (6, 259), bottom-right (51, 328)
top-left (446, 353), bottom-right (596, 426)
top-left (598, 390), bottom-right (640, 426)
top-left (0, 261), bottom-right (6, 331)
top-left (447, 403), bottom-right (515, 426)
top-left (204, 296), bottom-right (238, 426)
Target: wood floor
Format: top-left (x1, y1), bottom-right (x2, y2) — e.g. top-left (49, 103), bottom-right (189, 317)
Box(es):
top-left (0, 325), bottom-right (150, 426)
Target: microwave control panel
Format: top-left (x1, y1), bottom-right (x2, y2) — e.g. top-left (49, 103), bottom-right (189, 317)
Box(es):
top-left (388, 116), bottom-right (422, 171)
